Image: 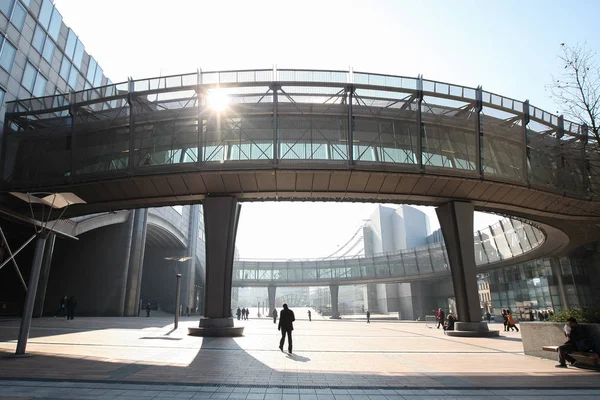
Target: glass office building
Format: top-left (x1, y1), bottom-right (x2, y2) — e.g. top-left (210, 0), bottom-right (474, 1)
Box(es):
top-left (0, 0), bottom-right (111, 130)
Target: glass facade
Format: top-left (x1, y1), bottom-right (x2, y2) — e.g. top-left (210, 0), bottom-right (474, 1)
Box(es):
top-left (0, 0), bottom-right (111, 130)
top-left (484, 256), bottom-right (595, 321)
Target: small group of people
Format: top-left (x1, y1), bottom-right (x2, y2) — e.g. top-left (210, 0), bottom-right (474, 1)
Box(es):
top-left (236, 307), bottom-right (249, 320)
top-left (54, 295), bottom-right (77, 320)
top-left (501, 309), bottom-right (519, 332)
top-left (434, 308), bottom-right (456, 332)
top-left (534, 309), bottom-right (554, 321)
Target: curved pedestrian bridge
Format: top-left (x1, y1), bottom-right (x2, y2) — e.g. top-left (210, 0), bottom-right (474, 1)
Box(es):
top-left (2, 69), bottom-right (600, 230)
top-left (233, 216), bottom-right (544, 287)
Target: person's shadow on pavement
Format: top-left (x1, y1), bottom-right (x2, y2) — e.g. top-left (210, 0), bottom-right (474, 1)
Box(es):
top-left (286, 353), bottom-right (310, 362)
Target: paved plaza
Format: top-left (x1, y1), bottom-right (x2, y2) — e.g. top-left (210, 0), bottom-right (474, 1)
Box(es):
top-left (0, 309), bottom-right (598, 399)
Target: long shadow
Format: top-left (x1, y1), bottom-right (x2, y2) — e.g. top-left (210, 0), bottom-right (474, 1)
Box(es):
top-left (1, 318), bottom-right (599, 390)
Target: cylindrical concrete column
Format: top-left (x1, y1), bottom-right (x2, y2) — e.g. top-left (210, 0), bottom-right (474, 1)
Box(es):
top-left (330, 284), bottom-right (340, 319)
top-left (550, 258), bottom-right (568, 309)
top-left (182, 205), bottom-right (199, 313)
top-left (202, 197), bottom-right (241, 320)
top-left (268, 286), bottom-right (276, 312)
top-left (124, 208), bottom-right (148, 316)
top-left (33, 233), bottom-right (56, 317)
top-left (435, 202), bottom-right (481, 323)
top-left (118, 211), bottom-right (136, 316)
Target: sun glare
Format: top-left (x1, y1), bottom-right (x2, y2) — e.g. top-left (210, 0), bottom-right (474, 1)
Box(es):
top-left (208, 90), bottom-right (229, 111)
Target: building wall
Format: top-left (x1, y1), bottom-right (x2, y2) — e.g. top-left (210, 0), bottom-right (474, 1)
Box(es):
top-left (0, 0), bottom-right (112, 131)
top-left (45, 222), bottom-right (132, 316)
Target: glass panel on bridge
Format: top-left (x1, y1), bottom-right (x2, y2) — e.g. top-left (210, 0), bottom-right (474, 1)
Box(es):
top-left (481, 106), bottom-right (524, 183)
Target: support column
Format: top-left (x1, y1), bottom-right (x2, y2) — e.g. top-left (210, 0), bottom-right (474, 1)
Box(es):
top-left (123, 208), bottom-right (148, 316)
top-left (268, 286), bottom-right (276, 312)
top-left (182, 205), bottom-right (199, 313)
top-left (436, 202), bottom-right (498, 337)
top-left (330, 284), bottom-right (340, 319)
top-left (550, 258), bottom-right (568, 309)
top-left (33, 233), bottom-right (56, 317)
top-left (14, 235), bottom-right (47, 356)
top-left (189, 197), bottom-right (243, 337)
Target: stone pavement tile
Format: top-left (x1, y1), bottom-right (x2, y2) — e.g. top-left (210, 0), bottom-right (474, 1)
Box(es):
top-left (189, 395), bottom-right (212, 400)
top-left (263, 394), bottom-right (282, 400)
top-left (280, 395), bottom-right (300, 400)
top-left (316, 396), bottom-right (335, 400)
top-left (244, 394), bottom-right (266, 400)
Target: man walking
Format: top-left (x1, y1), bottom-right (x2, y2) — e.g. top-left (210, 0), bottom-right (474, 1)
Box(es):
top-left (272, 308), bottom-right (278, 324)
top-left (66, 296), bottom-right (77, 320)
top-left (278, 303), bottom-right (295, 353)
top-left (366, 310), bottom-right (370, 323)
top-left (307, 310), bottom-right (311, 321)
top-left (436, 308), bottom-right (445, 329)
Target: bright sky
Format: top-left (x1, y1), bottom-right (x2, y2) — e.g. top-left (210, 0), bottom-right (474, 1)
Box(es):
top-left (53, 0), bottom-right (600, 259)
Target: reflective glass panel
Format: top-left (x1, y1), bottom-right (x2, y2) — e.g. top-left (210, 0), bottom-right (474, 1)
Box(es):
top-left (21, 62), bottom-right (36, 92)
top-left (59, 57), bottom-right (70, 80)
top-left (86, 56), bottom-right (96, 83)
top-left (65, 29), bottom-right (76, 59)
top-left (48, 8), bottom-right (62, 41)
top-left (68, 65), bottom-right (78, 89)
top-left (0, 88), bottom-right (5, 106)
top-left (42, 36), bottom-right (55, 62)
top-left (0, 0), bottom-right (14, 17)
top-left (32, 25), bottom-right (45, 53)
top-left (38, 0), bottom-right (52, 29)
top-left (33, 74), bottom-right (47, 97)
top-left (10, 2), bottom-right (26, 30)
top-left (72, 40), bottom-right (84, 69)
top-left (94, 64), bottom-right (103, 87)
top-left (0, 39), bottom-right (16, 73)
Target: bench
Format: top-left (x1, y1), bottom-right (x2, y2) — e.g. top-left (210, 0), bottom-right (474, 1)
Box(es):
top-left (542, 345), bottom-right (600, 368)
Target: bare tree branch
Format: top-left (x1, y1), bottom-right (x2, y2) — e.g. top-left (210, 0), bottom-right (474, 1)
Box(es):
top-left (549, 43), bottom-right (600, 145)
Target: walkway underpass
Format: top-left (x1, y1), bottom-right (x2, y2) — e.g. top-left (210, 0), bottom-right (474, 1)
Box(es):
top-left (3, 69), bottom-right (600, 336)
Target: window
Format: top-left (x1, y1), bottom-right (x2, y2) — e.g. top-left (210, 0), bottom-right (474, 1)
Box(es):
top-left (10, 2), bottom-right (26, 30)
top-left (59, 57), bottom-right (70, 80)
top-left (42, 36), bottom-right (54, 62)
top-left (47, 8), bottom-right (62, 41)
top-left (72, 40), bottom-right (84, 69)
top-left (22, 62), bottom-right (48, 96)
top-left (33, 73), bottom-right (47, 97)
top-left (68, 66), bottom-right (78, 89)
top-left (65, 29), bottom-right (76, 59)
top-left (21, 62), bottom-right (36, 92)
top-left (32, 25), bottom-right (45, 53)
top-left (94, 64), bottom-right (103, 87)
top-left (0, 38), bottom-right (16, 73)
top-left (0, 0), bottom-right (14, 17)
top-left (38, 0), bottom-right (53, 29)
top-left (86, 56), bottom-right (97, 83)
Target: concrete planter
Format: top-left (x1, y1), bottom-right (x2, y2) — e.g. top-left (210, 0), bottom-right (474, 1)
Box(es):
top-left (520, 322), bottom-right (600, 360)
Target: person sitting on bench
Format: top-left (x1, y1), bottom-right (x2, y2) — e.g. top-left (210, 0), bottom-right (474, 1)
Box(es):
top-left (556, 317), bottom-right (586, 368)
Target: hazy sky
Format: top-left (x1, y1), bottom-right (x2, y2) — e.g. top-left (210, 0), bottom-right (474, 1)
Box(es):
top-left (53, 0), bottom-right (600, 258)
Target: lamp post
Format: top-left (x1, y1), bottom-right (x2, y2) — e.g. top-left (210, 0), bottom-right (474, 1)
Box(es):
top-left (7, 192), bottom-right (85, 357)
top-left (165, 256), bottom-right (192, 329)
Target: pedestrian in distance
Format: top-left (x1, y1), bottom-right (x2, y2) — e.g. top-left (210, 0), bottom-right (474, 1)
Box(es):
top-left (54, 295), bottom-right (67, 318)
top-left (366, 310), bottom-right (371, 323)
top-left (272, 308), bottom-right (278, 324)
top-left (145, 302), bottom-right (151, 317)
top-left (307, 309), bottom-right (311, 322)
top-left (435, 308), bottom-right (445, 329)
top-left (506, 310), bottom-right (519, 332)
top-left (278, 303), bottom-right (295, 353)
top-left (485, 312), bottom-right (491, 323)
top-left (502, 309), bottom-right (508, 331)
top-left (236, 307), bottom-right (241, 320)
top-left (66, 296), bottom-right (77, 320)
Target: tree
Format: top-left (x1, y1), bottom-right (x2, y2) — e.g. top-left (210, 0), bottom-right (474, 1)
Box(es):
top-left (550, 43), bottom-right (600, 145)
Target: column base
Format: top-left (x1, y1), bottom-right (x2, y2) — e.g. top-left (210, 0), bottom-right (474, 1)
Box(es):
top-left (445, 322), bottom-right (500, 337)
top-left (3, 353), bottom-right (34, 358)
top-left (188, 317), bottom-right (244, 337)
